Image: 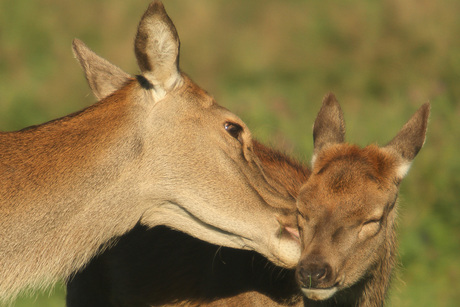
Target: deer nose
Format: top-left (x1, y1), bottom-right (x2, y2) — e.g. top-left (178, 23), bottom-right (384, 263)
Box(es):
top-left (296, 262), bottom-right (332, 288)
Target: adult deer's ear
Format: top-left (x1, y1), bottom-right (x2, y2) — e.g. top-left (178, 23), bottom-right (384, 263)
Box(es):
top-left (72, 39), bottom-right (132, 100)
top-left (384, 103), bottom-right (430, 178)
top-left (134, 1), bottom-right (182, 101)
top-left (311, 93), bottom-right (345, 166)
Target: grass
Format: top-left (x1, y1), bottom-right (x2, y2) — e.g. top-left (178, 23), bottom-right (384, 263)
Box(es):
top-left (1, 0), bottom-right (459, 306)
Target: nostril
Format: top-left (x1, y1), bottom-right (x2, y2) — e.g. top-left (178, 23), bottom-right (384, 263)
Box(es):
top-left (314, 267), bottom-right (327, 281)
top-left (296, 263), bottom-right (332, 288)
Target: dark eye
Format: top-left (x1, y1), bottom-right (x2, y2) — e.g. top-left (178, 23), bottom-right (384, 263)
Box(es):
top-left (224, 122), bottom-right (243, 142)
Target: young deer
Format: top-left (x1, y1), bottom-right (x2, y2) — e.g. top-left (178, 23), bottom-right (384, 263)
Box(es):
top-left (294, 95), bottom-right (429, 306)
top-left (0, 1), bottom-right (302, 301)
top-left (66, 91), bottom-right (429, 306)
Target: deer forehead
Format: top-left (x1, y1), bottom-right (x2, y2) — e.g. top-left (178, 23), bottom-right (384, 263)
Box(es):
top-left (312, 144), bottom-right (400, 188)
top-left (299, 145), bottom-right (398, 219)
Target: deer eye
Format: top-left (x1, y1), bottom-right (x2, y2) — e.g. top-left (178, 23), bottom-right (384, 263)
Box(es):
top-left (363, 217), bottom-right (382, 226)
top-left (224, 122), bottom-right (243, 143)
top-left (359, 217), bottom-right (382, 239)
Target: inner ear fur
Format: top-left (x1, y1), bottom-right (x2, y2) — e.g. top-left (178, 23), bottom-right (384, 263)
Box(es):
top-left (72, 39), bottom-right (132, 100)
top-left (134, 1), bottom-right (182, 92)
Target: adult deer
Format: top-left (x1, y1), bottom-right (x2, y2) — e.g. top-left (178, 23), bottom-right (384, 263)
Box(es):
top-left (0, 1), bottom-right (302, 301)
top-left (67, 94), bottom-right (429, 307)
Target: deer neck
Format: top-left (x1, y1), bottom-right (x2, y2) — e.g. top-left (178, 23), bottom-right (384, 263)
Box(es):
top-left (0, 80), bottom-right (151, 300)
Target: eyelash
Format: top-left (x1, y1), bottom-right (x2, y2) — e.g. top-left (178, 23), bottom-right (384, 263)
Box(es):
top-left (363, 218), bottom-right (381, 225)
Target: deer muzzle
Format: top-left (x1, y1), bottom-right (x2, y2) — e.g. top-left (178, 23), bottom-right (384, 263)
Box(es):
top-left (296, 260), bottom-right (339, 300)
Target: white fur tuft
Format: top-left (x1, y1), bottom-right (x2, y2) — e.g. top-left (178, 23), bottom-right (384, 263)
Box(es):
top-left (311, 154), bottom-right (317, 168)
top-left (396, 161), bottom-right (412, 179)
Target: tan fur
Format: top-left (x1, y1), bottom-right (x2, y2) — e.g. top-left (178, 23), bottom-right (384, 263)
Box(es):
top-left (0, 1), bottom-right (302, 301)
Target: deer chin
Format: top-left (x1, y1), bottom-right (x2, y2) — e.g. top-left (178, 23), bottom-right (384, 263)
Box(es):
top-left (140, 201), bottom-right (247, 248)
top-left (140, 202), bottom-right (300, 268)
top-left (301, 287), bottom-right (338, 301)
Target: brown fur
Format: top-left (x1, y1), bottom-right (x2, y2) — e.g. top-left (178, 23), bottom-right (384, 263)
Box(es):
top-left (253, 141), bottom-right (309, 199)
top-left (66, 96), bottom-right (429, 307)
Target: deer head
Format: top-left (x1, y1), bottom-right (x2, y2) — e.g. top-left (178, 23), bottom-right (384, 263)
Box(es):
top-left (70, 1), bottom-right (300, 267)
top-left (296, 94), bottom-right (430, 301)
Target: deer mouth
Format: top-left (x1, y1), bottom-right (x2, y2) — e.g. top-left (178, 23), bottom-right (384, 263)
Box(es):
top-left (301, 286), bottom-right (338, 301)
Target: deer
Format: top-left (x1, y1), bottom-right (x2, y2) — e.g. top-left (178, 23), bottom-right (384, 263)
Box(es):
top-left (0, 1), bottom-right (304, 302)
top-left (66, 53), bottom-right (430, 307)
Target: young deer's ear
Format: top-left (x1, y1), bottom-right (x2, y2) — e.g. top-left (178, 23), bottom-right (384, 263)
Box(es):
top-left (135, 1), bottom-right (182, 100)
top-left (312, 93), bottom-right (345, 165)
top-left (385, 103), bottom-right (430, 178)
top-left (72, 39), bottom-right (131, 100)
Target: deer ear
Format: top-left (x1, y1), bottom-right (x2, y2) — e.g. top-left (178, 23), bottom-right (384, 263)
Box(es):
top-left (312, 93), bottom-right (345, 164)
top-left (384, 103), bottom-right (430, 178)
top-left (135, 1), bottom-right (182, 100)
top-left (72, 39), bottom-right (132, 100)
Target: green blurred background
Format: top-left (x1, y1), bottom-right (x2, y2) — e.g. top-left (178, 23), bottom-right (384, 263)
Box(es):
top-left (0, 0), bottom-right (458, 306)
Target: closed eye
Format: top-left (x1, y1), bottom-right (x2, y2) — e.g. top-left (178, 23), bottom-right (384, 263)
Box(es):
top-left (363, 218), bottom-right (382, 226)
top-left (359, 217), bottom-right (383, 239)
